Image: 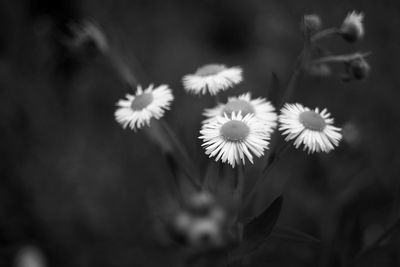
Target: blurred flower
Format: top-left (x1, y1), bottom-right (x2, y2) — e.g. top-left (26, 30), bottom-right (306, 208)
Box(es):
top-left (15, 246), bottom-right (46, 267)
top-left (279, 103), bottom-right (342, 153)
top-left (203, 93), bottom-right (277, 133)
top-left (200, 112), bottom-right (270, 167)
top-left (182, 64), bottom-right (242, 95)
top-left (186, 191), bottom-right (215, 215)
top-left (115, 84), bottom-right (174, 131)
top-left (168, 191), bottom-right (230, 249)
top-left (68, 20), bottom-right (108, 53)
top-left (307, 63), bottom-right (332, 77)
top-left (187, 217), bottom-right (224, 247)
top-left (303, 14), bottom-right (322, 32)
top-left (342, 122), bottom-right (361, 146)
top-left (346, 56), bottom-right (370, 80)
top-left (340, 11), bottom-right (364, 42)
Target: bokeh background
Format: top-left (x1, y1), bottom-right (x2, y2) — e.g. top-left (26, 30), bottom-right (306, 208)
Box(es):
top-left (1, 0), bottom-right (400, 266)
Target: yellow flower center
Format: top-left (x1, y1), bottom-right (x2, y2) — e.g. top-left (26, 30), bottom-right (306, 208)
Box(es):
top-left (131, 93), bottom-right (153, 111)
top-left (299, 110), bottom-right (326, 131)
top-left (223, 100), bottom-right (255, 117)
top-left (196, 64), bottom-right (226, 77)
top-left (220, 120), bottom-right (250, 142)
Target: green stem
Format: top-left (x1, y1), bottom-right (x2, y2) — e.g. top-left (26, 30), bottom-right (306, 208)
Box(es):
top-left (311, 28), bottom-right (339, 42)
top-left (159, 121), bottom-right (202, 190)
top-left (313, 52), bottom-right (372, 64)
top-left (234, 164), bottom-right (245, 200)
top-left (106, 48), bottom-right (139, 87)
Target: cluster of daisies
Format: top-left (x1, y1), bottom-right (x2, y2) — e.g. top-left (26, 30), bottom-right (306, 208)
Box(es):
top-left (114, 62), bottom-right (342, 168)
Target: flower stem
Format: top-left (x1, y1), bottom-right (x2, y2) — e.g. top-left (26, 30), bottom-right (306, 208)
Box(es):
top-left (311, 28), bottom-right (339, 42)
top-left (312, 51), bottom-right (372, 64)
top-left (159, 121), bottom-right (202, 190)
top-left (234, 164), bottom-right (245, 201)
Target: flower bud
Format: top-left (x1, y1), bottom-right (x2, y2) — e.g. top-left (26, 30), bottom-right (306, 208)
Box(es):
top-left (68, 20), bottom-right (108, 53)
top-left (304, 14), bottom-right (322, 32)
top-left (347, 57), bottom-right (370, 80)
top-left (342, 122), bottom-right (360, 146)
top-left (186, 192), bottom-right (215, 216)
top-left (340, 11), bottom-right (364, 42)
top-left (187, 218), bottom-right (223, 247)
top-left (308, 63), bottom-right (331, 77)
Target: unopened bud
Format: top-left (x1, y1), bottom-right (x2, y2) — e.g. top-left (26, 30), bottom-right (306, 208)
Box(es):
top-left (69, 20), bottom-right (108, 53)
top-left (186, 192), bottom-right (215, 216)
top-left (340, 11), bottom-right (364, 42)
top-left (304, 14), bottom-right (322, 32)
top-left (347, 57), bottom-right (370, 80)
top-left (308, 63), bottom-right (331, 77)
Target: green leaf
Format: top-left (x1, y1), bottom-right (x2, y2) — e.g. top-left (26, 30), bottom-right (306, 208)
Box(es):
top-left (240, 195), bottom-right (283, 254)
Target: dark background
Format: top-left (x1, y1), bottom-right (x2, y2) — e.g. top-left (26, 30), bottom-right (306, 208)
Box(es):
top-left (1, 0), bottom-right (400, 266)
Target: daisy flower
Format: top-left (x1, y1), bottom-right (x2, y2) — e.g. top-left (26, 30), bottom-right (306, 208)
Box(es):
top-left (340, 11), bottom-right (364, 42)
top-left (114, 84), bottom-right (174, 131)
top-left (200, 112), bottom-right (271, 167)
top-left (279, 103), bottom-right (342, 153)
top-left (203, 92), bottom-right (277, 133)
top-left (182, 64), bottom-right (242, 95)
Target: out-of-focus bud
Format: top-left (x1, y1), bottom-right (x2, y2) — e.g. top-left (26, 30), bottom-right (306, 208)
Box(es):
top-left (68, 20), bottom-right (108, 54)
top-left (308, 63), bottom-right (331, 77)
top-left (346, 56), bottom-right (370, 80)
top-left (340, 11), bottom-right (364, 42)
top-left (15, 246), bottom-right (46, 267)
top-left (303, 14), bottom-right (322, 32)
top-left (342, 122), bottom-right (361, 146)
top-left (186, 191), bottom-right (215, 216)
top-left (175, 212), bottom-right (192, 232)
top-left (187, 218), bottom-right (223, 247)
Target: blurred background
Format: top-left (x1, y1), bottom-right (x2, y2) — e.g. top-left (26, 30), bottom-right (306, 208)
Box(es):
top-left (1, 0), bottom-right (400, 266)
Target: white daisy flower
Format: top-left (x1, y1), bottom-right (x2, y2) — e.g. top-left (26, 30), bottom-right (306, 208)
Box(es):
top-left (200, 112), bottom-right (270, 167)
top-left (203, 92), bottom-right (277, 133)
top-left (279, 103), bottom-right (342, 153)
top-left (340, 11), bottom-right (364, 42)
top-left (114, 84), bottom-right (174, 131)
top-left (182, 64), bottom-right (242, 95)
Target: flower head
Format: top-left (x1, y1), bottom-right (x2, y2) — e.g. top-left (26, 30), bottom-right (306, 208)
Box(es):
top-left (279, 103), bottom-right (342, 153)
top-left (304, 14), bottom-right (322, 32)
top-left (115, 84), bottom-right (174, 131)
top-left (182, 64), bottom-right (242, 95)
top-left (340, 11), bottom-right (364, 42)
top-left (203, 92), bottom-right (277, 133)
top-left (200, 112), bottom-right (270, 167)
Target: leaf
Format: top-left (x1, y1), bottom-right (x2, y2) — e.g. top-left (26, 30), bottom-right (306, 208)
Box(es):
top-left (271, 226), bottom-right (320, 244)
top-left (240, 195), bottom-right (283, 253)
